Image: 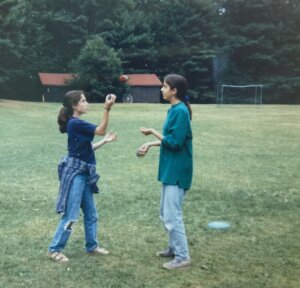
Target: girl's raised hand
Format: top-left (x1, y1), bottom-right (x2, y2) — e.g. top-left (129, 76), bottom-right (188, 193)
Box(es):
top-left (140, 127), bottom-right (153, 135)
top-left (104, 94), bottom-right (116, 109)
top-left (104, 131), bottom-right (117, 143)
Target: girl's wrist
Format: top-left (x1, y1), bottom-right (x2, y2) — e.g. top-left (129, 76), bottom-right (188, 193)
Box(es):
top-left (104, 105), bottom-right (111, 111)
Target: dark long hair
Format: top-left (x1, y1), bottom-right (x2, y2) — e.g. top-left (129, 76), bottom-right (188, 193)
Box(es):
top-left (164, 74), bottom-right (192, 120)
top-left (57, 90), bottom-right (83, 133)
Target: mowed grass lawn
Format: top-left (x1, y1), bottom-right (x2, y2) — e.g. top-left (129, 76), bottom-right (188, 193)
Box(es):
top-left (0, 100), bottom-right (299, 288)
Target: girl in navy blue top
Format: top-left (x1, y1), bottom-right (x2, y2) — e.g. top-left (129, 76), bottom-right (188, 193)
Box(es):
top-left (47, 90), bottom-right (117, 263)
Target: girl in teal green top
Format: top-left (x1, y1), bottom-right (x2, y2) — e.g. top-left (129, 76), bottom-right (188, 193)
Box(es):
top-left (137, 74), bottom-right (193, 270)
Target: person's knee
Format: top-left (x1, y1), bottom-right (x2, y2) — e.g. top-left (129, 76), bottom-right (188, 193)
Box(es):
top-left (164, 217), bottom-right (178, 232)
top-left (84, 212), bottom-right (98, 223)
top-left (92, 214), bottom-right (98, 223)
top-left (64, 220), bottom-right (76, 231)
top-left (164, 214), bottom-right (184, 231)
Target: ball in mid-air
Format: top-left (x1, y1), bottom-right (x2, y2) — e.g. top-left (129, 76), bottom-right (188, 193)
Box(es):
top-left (119, 74), bottom-right (129, 83)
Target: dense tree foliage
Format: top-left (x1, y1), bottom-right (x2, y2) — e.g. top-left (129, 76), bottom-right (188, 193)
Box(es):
top-left (0, 0), bottom-right (299, 102)
top-left (70, 35), bottom-right (124, 101)
top-left (218, 0), bottom-right (300, 102)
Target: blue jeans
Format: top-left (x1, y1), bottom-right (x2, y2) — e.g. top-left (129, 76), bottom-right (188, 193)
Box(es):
top-left (160, 184), bottom-right (190, 260)
top-left (48, 174), bottom-right (99, 253)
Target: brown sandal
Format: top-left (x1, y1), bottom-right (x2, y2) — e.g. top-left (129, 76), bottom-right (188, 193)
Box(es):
top-left (47, 252), bottom-right (69, 263)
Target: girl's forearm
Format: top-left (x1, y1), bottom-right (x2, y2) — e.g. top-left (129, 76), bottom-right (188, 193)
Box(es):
top-left (151, 129), bottom-right (163, 141)
top-left (92, 139), bottom-right (107, 151)
top-left (95, 109), bottom-right (110, 136)
top-left (95, 94), bottom-right (116, 136)
top-left (147, 140), bottom-right (161, 147)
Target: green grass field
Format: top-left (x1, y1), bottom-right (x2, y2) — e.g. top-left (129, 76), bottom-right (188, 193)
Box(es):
top-left (0, 100), bottom-right (299, 288)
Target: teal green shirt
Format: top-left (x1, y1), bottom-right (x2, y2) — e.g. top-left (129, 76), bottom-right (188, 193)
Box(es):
top-left (158, 102), bottom-right (193, 190)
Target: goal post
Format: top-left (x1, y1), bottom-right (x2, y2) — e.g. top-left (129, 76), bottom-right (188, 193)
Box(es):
top-left (217, 84), bottom-right (263, 105)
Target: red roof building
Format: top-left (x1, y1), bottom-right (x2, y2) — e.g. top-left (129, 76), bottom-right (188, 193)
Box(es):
top-left (38, 72), bottom-right (163, 103)
top-left (38, 73), bottom-right (77, 86)
top-left (126, 74), bottom-right (162, 86)
top-left (125, 74), bottom-right (162, 103)
top-left (38, 73), bottom-right (77, 102)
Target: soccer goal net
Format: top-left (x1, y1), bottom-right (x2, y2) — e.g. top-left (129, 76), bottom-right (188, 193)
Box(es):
top-left (217, 84), bottom-right (263, 105)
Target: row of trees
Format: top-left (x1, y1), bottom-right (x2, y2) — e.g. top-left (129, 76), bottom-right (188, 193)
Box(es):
top-left (0, 0), bottom-right (299, 103)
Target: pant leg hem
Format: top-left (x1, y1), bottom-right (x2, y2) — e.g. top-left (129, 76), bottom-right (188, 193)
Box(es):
top-left (86, 244), bottom-right (98, 253)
